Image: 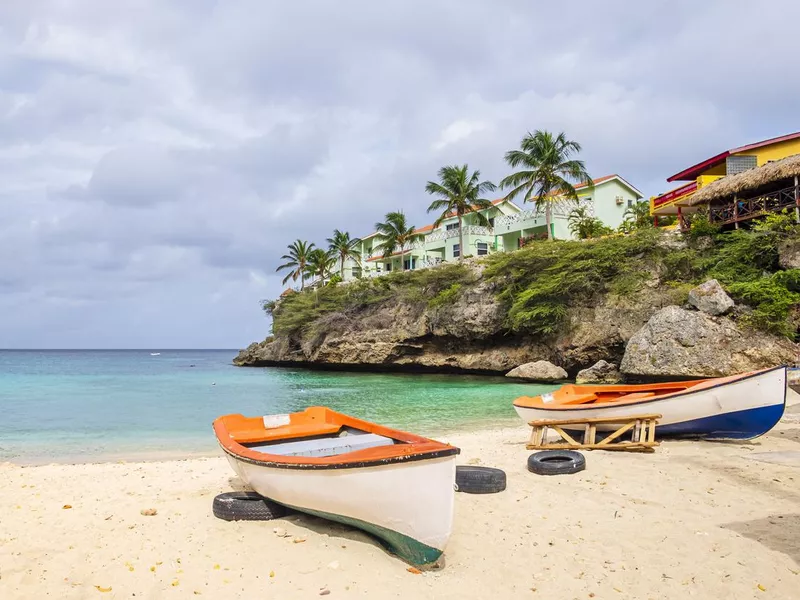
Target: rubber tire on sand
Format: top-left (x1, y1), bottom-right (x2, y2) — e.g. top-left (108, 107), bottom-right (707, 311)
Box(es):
top-left (455, 466), bottom-right (507, 494)
top-left (527, 450), bottom-right (586, 476)
top-left (212, 492), bottom-right (289, 521)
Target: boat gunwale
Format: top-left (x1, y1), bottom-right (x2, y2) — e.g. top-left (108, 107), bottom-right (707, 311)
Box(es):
top-left (512, 366), bottom-right (787, 411)
top-left (213, 407), bottom-right (460, 470)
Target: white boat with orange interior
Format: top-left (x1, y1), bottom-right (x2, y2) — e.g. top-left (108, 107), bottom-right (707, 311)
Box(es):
top-left (513, 366), bottom-right (786, 440)
top-left (213, 407), bottom-right (460, 566)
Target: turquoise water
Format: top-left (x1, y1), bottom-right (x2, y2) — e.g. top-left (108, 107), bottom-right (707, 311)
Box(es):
top-left (0, 350), bottom-right (553, 464)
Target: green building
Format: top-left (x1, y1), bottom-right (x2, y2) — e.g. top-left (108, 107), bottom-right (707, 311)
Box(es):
top-left (339, 174), bottom-right (642, 282)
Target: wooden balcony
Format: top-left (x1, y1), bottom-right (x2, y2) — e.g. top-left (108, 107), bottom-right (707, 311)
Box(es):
top-left (708, 183), bottom-right (799, 225)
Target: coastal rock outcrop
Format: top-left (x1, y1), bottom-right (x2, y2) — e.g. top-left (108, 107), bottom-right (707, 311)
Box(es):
top-left (505, 360), bottom-right (568, 382)
top-left (620, 306), bottom-right (797, 378)
top-left (778, 239), bottom-right (800, 270)
top-left (575, 360), bottom-right (622, 384)
top-left (687, 279), bottom-right (734, 316)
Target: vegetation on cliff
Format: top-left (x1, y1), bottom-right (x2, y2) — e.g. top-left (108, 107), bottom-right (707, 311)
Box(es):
top-left (266, 216), bottom-right (800, 343)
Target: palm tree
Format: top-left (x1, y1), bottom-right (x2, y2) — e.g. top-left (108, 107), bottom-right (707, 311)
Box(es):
top-left (425, 165), bottom-right (497, 261)
top-left (622, 200), bottom-right (654, 231)
top-left (326, 229), bottom-right (361, 279)
top-left (374, 211), bottom-right (424, 271)
top-left (276, 239), bottom-right (315, 291)
top-left (568, 205), bottom-right (611, 239)
top-left (499, 130), bottom-right (593, 241)
top-left (304, 248), bottom-right (336, 286)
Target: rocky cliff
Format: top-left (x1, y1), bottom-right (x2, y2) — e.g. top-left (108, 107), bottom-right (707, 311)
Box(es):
top-left (236, 228), bottom-right (800, 378)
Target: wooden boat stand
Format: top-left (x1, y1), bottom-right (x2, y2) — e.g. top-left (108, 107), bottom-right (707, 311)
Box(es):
top-left (527, 414), bottom-right (661, 453)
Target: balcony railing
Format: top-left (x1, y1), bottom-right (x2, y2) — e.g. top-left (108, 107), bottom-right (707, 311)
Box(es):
top-left (709, 184), bottom-right (799, 225)
top-left (425, 225), bottom-right (493, 243)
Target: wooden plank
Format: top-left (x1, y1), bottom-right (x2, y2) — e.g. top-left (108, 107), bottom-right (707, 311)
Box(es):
top-left (550, 425), bottom-right (581, 446)
top-left (528, 414), bottom-right (662, 427)
top-left (588, 424), bottom-right (596, 445)
top-left (596, 421), bottom-right (636, 446)
top-left (648, 420), bottom-right (657, 443)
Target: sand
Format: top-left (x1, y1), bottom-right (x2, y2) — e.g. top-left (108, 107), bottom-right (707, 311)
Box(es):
top-left (2, 415), bottom-right (799, 599)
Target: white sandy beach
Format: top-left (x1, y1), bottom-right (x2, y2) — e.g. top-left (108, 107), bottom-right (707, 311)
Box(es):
top-left (2, 407), bottom-right (799, 599)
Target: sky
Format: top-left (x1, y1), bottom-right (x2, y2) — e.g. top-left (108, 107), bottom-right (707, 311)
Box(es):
top-left (1, 1), bottom-right (798, 349)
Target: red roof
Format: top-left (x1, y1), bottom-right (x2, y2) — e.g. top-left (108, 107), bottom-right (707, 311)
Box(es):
top-left (667, 131), bottom-right (800, 182)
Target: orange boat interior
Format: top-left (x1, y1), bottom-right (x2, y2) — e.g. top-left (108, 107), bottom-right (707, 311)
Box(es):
top-left (213, 406), bottom-right (459, 466)
top-left (514, 379), bottom-right (713, 409)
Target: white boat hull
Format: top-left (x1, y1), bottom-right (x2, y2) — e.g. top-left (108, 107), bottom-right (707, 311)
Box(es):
top-left (224, 451), bottom-right (457, 565)
top-left (514, 367), bottom-right (787, 440)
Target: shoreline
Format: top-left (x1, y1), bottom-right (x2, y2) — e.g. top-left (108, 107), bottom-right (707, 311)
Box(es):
top-left (3, 416), bottom-right (800, 598)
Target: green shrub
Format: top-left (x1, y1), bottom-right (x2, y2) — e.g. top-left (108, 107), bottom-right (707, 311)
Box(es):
top-left (727, 275), bottom-right (800, 338)
top-left (428, 283), bottom-right (463, 310)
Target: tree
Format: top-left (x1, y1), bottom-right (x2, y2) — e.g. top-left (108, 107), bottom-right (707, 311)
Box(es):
top-left (304, 248), bottom-right (336, 286)
top-left (568, 205), bottom-right (612, 239)
top-left (373, 211), bottom-right (424, 270)
top-left (326, 229), bottom-right (361, 279)
top-left (276, 239), bottom-right (315, 291)
top-left (499, 130), bottom-right (593, 240)
top-left (622, 200), bottom-right (654, 231)
top-left (425, 164), bottom-right (497, 261)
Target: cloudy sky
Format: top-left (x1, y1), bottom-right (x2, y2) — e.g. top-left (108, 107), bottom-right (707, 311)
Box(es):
top-left (1, 1), bottom-right (797, 348)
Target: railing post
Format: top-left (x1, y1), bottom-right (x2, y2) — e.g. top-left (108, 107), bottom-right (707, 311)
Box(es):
top-left (795, 175), bottom-right (799, 223)
top-left (733, 196), bottom-right (739, 229)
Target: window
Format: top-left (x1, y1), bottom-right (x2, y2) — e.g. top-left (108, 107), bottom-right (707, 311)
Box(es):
top-left (488, 217), bottom-right (495, 228)
top-left (385, 263), bottom-right (392, 272)
top-left (627, 199), bottom-right (633, 208)
top-left (446, 223), bottom-right (459, 231)
top-left (477, 242), bottom-right (488, 256)
top-left (351, 267), bottom-right (362, 277)
top-left (453, 244), bottom-right (460, 258)
top-left (403, 258), bottom-right (416, 270)
top-left (726, 155), bottom-right (757, 176)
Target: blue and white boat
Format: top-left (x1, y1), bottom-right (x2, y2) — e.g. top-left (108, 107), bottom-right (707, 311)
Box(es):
top-left (513, 366), bottom-right (786, 440)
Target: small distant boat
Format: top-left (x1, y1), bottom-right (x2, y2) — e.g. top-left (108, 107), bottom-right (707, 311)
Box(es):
top-left (513, 366), bottom-right (786, 440)
top-left (150, 352), bottom-right (161, 356)
top-left (213, 407), bottom-right (460, 566)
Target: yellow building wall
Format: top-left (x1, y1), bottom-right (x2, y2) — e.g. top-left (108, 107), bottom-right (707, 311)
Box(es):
top-left (734, 138), bottom-right (800, 165)
top-left (699, 163), bottom-right (727, 177)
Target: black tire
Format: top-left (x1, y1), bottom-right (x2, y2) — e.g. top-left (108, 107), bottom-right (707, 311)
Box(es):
top-left (212, 492), bottom-right (289, 521)
top-left (455, 466), bottom-right (506, 494)
top-left (527, 450), bottom-right (586, 476)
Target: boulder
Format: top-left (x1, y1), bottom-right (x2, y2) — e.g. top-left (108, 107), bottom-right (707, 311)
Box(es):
top-left (575, 360), bottom-right (622, 384)
top-left (506, 360), bottom-right (568, 382)
top-left (620, 305), bottom-right (798, 378)
top-left (778, 239), bottom-right (800, 270)
top-left (687, 279), bottom-right (734, 316)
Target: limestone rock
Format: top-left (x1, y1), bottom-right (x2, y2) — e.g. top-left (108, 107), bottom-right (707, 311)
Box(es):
top-left (620, 305), bottom-right (797, 378)
top-left (575, 360), bottom-right (622, 384)
top-left (506, 360), bottom-right (568, 382)
top-left (687, 279), bottom-right (734, 316)
top-left (779, 239), bottom-right (800, 270)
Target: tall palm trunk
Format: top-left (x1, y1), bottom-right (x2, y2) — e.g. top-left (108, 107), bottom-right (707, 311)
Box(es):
top-left (545, 203), bottom-right (553, 240)
top-left (401, 243), bottom-right (406, 271)
top-left (457, 214), bottom-right (464, 261)
top-left (340, 254), bottom-right (345, 280)
top-left (300, 263), bottom-right (305, 291)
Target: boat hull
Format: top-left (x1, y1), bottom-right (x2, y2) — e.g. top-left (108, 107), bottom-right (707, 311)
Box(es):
top-left (514, 367), bottom-right (786, 440)
top-left (223, 450), bottom-right (457, 566)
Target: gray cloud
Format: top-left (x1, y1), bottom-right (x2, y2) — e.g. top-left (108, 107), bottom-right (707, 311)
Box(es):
top-left (0, 0), bottom-right (796, 347)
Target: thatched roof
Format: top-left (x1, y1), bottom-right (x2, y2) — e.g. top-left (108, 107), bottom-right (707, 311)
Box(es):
top-left (688, 153), bottom-right (800, 205)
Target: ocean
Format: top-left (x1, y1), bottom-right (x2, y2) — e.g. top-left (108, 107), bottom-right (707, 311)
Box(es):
top-left (0, 350), bottom-right (553, 464)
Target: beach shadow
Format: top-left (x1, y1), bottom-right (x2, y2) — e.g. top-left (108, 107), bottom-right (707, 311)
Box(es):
top-left (222, 478), bottom-right (413, 566)
top-left (721, 514), bottom-right (800, 564)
